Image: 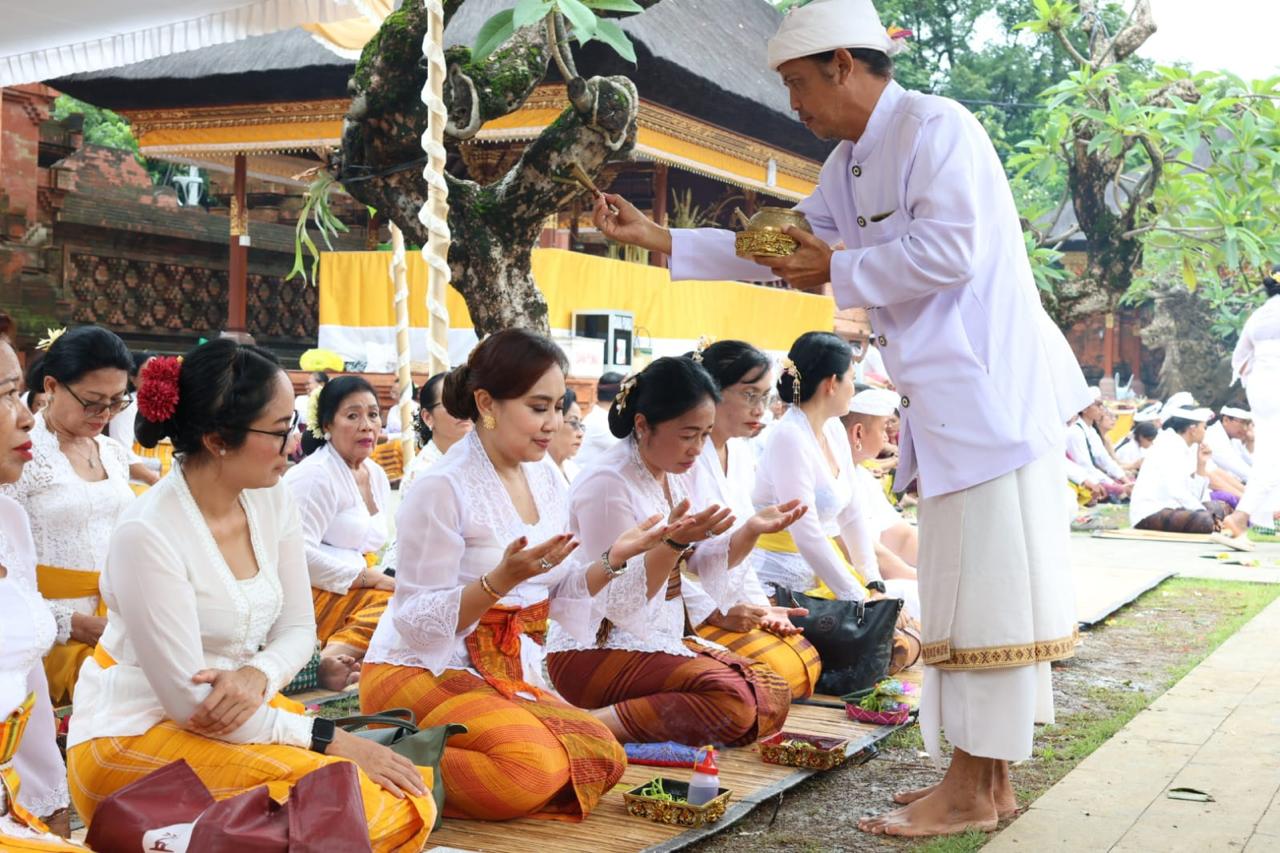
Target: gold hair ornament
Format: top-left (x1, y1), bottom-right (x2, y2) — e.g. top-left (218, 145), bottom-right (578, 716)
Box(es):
top-left (615, 375), bottom-right (638, 412)
top-left (692, 336), bottom-right (715, 364)
top-left (781, 357), bottom-right (803, 386)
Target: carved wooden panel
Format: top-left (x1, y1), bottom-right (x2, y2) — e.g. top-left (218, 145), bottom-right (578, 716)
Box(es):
top-left (66, 251), bottom-right (317, 340)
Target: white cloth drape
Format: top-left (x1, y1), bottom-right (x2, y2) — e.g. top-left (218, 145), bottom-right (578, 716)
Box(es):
top-left (0, 0), bottom-right (361, 86)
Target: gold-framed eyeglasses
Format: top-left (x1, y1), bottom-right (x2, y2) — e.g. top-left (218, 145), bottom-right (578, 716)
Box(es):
top-left (732, 388), bottom-right (771, 408)
top-left (62, 384), bottom-right (133, 417)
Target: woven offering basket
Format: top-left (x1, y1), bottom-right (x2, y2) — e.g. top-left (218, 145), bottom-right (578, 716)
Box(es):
top-left (845, 705), bottom-right (911, 726)
top-left (623, 779), bottom-right (733, 827)
top-left (758, 732), bottom-right (850, 771)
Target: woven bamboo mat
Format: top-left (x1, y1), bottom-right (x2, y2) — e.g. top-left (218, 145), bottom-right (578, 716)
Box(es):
top-left (1090, 529), bottom-right (1213, 543)
top-left (426, 667), bottom-right (922, 853)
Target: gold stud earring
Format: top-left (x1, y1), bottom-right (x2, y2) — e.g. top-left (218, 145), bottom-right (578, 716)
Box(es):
top-left (481, 413), bottom-right (497, 431)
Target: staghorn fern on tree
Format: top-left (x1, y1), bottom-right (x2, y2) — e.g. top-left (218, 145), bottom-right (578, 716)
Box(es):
top-left (327, 0), bottom-right (663, 335)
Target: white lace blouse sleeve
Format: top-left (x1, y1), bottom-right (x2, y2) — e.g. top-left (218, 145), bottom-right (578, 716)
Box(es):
top-left (246, 495), bottom-right (318, 697)
top-left (108, 518), bottom-right (312, 747)
top-left (285, 460), bottom-right (363, 593)
top-left (685, 531), bottom-right (741, 613)
top-left (764, 426), bottom-right (866, 601)
top-left (388, 474), bottom-right (468, 672)
top-left (17, 654), bottom-right (69, 816)
top-left (1232, 313), bottom-right (1256, 385)
top-left (570, 468), bottom-right (665, 638)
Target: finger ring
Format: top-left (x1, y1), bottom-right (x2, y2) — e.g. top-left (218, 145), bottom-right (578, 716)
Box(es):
top-left (540, 558), bottom-right (554, 571)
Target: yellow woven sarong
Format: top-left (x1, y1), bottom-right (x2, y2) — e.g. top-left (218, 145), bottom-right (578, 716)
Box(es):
top-left (755, 530), bottom-right (869, 600)
top-left (69, 647), bottom-right (434, 852)
top-left (36, 565), bottom-right (106, 706)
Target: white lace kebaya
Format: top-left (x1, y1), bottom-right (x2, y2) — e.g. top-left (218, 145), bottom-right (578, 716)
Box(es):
top-left (283, 443), bottom-right (390, 592)
top-left (66, 463), bottom-right (317, 751)
top-left (0, 413), bottom-right (133, 644)
top-left (0, 495), bottom-right (69, 822)
top-left (365, 431), bottom-right (601, 690)
top-left (544, 437), bottom-right (745, 659)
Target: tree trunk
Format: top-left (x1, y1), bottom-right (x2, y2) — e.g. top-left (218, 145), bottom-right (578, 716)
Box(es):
top-left (332, 0), bottom-right (640, 336)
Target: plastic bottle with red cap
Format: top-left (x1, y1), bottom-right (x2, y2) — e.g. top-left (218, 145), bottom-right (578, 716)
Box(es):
top-left (686, 745), bottom-right (720, 806)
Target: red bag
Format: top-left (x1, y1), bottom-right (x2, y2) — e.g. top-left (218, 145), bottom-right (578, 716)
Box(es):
top-left (187, 761), bottom-right (371, 853)
top-left (286, 761), bottom-right (374, 853)
top-left (84, 760), bottom-right (214, 853)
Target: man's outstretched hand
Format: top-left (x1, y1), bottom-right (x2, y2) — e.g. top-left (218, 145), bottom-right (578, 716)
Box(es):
top-left (593, 192), bottom-right (672, 254)
top-left (753, 225), bottom-right (834, 292)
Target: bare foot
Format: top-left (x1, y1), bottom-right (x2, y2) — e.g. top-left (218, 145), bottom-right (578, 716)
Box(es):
top-left (892, 782), bottom-right (937, 806)
top-left (894, 781), bottom-right (1018, 819)
top-left (993, 761), bottom-right (1020, 819)
top-left (860, 787), bottom-right (999, 837)
top-left (318, 654), bottom-right (361, 690)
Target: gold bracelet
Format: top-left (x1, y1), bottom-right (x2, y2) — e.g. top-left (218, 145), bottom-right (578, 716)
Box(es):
top-left (478, 573), bottom-right (503, 601)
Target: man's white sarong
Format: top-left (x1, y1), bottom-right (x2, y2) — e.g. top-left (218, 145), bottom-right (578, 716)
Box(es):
top-left (917, 449), bottom-right (1077, 762)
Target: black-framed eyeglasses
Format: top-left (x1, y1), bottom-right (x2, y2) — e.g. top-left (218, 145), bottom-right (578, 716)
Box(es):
top-left (235, 411), bottom-right (300, 454)
top-left (62, 384), bottom-right (133, 417)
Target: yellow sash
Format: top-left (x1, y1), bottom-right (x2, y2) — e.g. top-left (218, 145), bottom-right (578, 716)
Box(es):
top-left (36, 565), bottom-right (106, 706)
top-left (91, 647), bottom-right (306, 715)
top-left (755, 530), bottom-right (869, 600)
top-left (35, 566), bottom-right (106, 617)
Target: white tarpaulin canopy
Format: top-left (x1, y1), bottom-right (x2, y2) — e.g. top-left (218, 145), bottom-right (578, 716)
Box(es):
top-left (0, 0), bottom-right (363, 86)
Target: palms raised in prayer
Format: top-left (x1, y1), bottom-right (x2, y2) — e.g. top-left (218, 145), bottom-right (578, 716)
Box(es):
top-left (745, 500), bottom-right (808, 537)
top-left (608, 513), bottom-right (671, 564)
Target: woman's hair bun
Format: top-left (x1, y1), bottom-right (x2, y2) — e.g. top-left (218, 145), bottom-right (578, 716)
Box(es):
top-left (440, 364), bottom-right (478, 421)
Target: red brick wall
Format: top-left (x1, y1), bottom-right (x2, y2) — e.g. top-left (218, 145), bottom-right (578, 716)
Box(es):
top-left (1, 86), bottom-right (54, 225)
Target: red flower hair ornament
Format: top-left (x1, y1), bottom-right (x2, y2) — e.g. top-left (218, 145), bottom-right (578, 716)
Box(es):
top-left (137, 356), bottom-right (183, 423)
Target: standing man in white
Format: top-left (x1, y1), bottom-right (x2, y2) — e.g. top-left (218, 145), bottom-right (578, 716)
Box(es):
top-left (593, 0), bottom-right (1089, 836)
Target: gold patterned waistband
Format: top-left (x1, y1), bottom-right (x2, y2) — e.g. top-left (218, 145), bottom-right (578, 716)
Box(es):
top-left (921, 628), bottom-right (1080, 670)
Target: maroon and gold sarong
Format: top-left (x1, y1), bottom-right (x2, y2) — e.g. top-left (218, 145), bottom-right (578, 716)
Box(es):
top-left (547, 639), bottom-right (791, 747)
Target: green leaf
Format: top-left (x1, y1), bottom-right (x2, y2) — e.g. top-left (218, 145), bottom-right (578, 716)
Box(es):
top-left (592, 18), bottom-right (636, 63)
top-left (556, 0), bottom-right (598, 42)
top-left (581, 0), bottom-right (643, 11)
top-left (513, 0), bottom-right (553, 30)
top-left (473, 9), bottom-right (517, 62)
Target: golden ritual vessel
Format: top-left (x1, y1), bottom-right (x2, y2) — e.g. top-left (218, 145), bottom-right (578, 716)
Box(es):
top-left (733, 206), bottom-right (813, 258)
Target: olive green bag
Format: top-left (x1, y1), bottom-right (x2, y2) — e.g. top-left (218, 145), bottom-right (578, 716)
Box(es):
top-left (335, 707), bottom-right (466, 830)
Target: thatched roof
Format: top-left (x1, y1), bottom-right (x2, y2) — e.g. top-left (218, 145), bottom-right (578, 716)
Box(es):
top-left (54, 0), bottom-right (832, 160)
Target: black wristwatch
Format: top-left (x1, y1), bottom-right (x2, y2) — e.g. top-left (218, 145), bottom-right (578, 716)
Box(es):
top-left (866, 580), bottom-right (887, 595)
top-left (309, 717), bottom-right (336, 754)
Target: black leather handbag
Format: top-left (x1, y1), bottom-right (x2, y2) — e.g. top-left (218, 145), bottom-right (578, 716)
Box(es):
top-left (771, 586), bottom-right (903, 697)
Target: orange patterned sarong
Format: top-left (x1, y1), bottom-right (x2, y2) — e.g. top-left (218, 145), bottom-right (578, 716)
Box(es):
top-left (312, 586), bottom-right (390, 652)
top-left (361, 600), bottom-right (624, 822)
top-left (694, 624), bottom-right (822, 701)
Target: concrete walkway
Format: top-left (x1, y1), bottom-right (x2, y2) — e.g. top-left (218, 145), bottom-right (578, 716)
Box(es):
top-left (987, 580), bottom-right (1280, 852)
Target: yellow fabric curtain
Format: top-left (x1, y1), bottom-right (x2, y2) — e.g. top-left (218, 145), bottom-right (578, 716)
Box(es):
top-left (318, 248), bottom-right (834, 350)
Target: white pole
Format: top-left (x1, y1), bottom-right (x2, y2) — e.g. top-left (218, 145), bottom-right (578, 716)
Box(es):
top-left (420, 0), bottom-right (451, 374)
top-left (389, 223), bottom-right (415, 466)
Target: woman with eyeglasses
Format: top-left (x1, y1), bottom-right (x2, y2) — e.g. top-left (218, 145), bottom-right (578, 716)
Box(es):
top-left (400, 372), bottom-right (474, 494)
top-left (683, 340), bottom-right (820, 701)
top-left (1, 325), bottom-right (136, 706)
top-left (66, 338), bottom-right (437, 851)
top-left (283, 376), bottom-right (395, 690)
top-left (548, 387), bottom-right (586, 484)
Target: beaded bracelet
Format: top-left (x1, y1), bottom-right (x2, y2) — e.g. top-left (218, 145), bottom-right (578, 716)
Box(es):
top-left (479, 573), bottom-right (503, 601)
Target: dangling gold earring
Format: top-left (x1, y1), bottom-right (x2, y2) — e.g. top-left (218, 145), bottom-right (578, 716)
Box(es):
top-left (854, 439), bottom-right (862, 452)
top-left (481, 413), bottom-right (497, 431)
